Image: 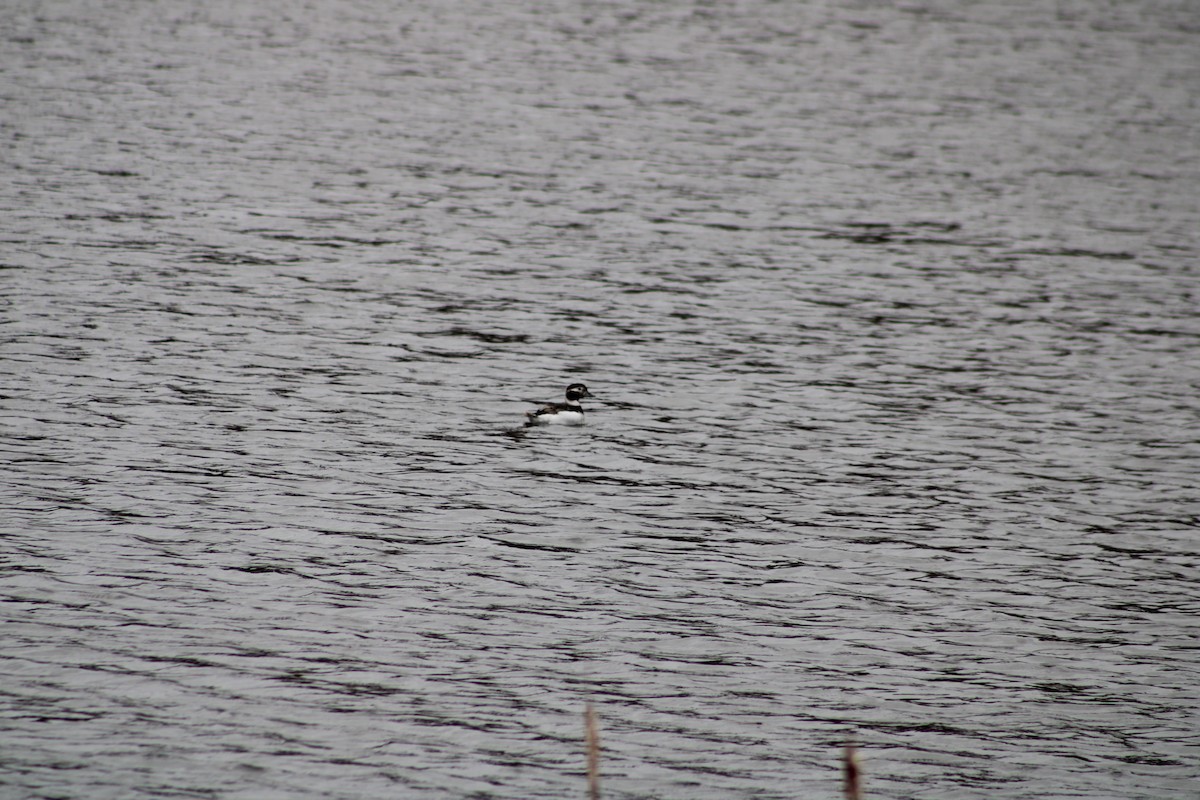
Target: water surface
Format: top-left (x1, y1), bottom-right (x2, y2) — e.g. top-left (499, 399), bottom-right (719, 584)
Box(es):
top-left (2, 2), bottom-right (1199, 798)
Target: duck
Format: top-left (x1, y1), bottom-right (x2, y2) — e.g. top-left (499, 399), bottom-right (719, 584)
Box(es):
top-left (525, 383), bottom-right (593, 426)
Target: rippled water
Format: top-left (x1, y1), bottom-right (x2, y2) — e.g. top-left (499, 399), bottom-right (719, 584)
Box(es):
top-left (3, 2), bottom-right (1199, 798)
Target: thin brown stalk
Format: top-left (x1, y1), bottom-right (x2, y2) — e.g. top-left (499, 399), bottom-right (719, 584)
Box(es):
top-left (585, 703), bottom-right (601, 800)
top-left (843, 743), bottom-right (862, 800)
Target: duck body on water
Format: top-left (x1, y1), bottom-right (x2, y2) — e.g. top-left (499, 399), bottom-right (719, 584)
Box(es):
top-left (525, 383), bottom-right (592, 426)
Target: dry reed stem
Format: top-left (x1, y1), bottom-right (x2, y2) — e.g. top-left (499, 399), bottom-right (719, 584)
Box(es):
top-left (843, 743), bottom-right (862, 800)
top-left (585, 703), bottom-right (601, 800)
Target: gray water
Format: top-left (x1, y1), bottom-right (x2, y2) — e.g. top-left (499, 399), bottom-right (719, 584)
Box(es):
top-left (2, 2), bottom-right (1199, 798)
